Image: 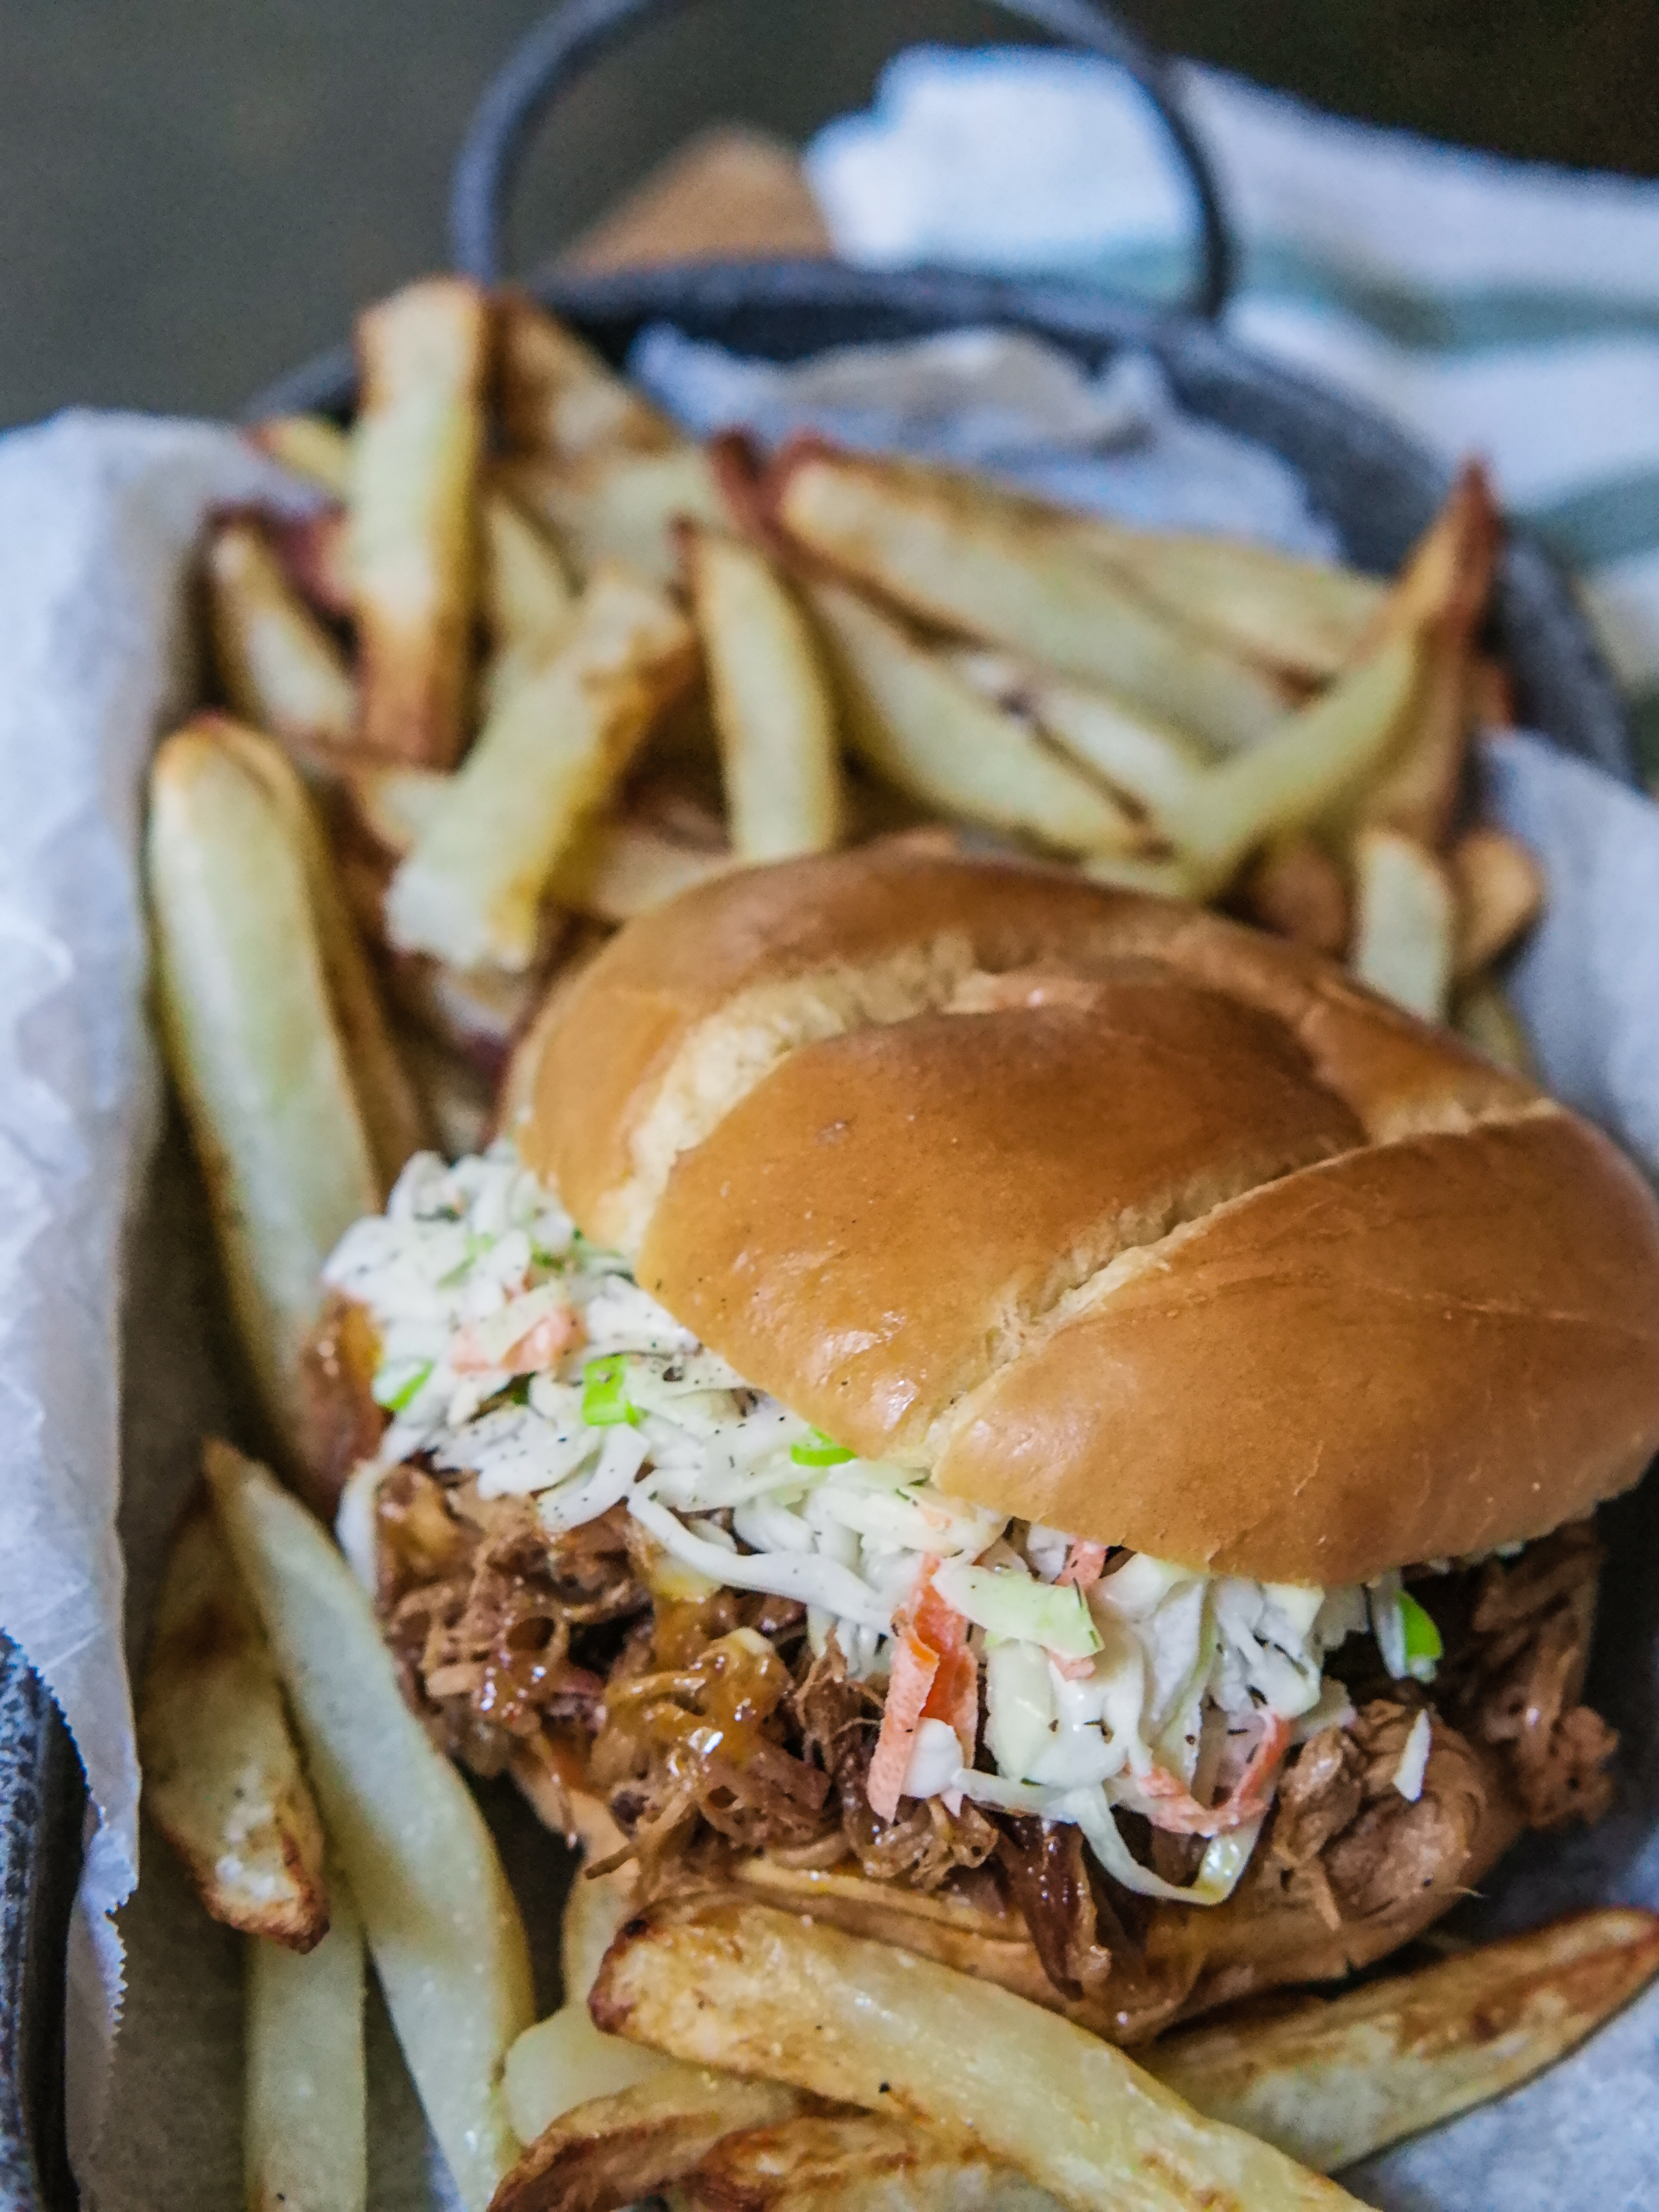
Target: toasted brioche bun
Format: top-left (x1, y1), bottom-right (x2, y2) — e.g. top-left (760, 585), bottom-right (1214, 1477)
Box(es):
top-left (515, 844), bottom-right (1659, 1586)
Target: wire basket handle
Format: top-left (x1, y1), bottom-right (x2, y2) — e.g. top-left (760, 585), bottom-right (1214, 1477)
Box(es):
top-left (450, 0), bottom-right (1235, 317)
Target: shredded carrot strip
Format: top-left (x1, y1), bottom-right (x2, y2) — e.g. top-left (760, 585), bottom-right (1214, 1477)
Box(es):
top-left (1132, 1712), bottom-right (1292, 1837)
top-left (450, 1303), bottom-right (580, 1377)
top-left (867, 1628), bottom-right (940, 1823)
top-left (1058, 1540), bottom-right (1108, 1590)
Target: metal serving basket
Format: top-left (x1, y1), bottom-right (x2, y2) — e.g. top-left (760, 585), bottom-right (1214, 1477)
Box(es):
top-left (0, 0), bottom-right (1638, 2199)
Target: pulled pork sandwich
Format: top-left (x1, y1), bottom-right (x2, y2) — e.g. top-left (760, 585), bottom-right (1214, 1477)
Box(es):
top-left (309, 846), bottom-right (1659, 2042)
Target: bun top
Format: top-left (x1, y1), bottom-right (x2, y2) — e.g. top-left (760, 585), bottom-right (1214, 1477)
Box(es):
top-left (518, 844), bottom-right (1659, 1586)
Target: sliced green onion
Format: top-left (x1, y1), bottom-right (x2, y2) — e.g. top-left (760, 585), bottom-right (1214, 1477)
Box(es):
top-left (582, 1354), bottom-right (639, 1428)
top-left (790, 1427), bottom-right (855, 1467)
top-left (373, 1360), bottom-right (432, 1415)
top-left (1399, 1591), bottom-right (1443, 1681)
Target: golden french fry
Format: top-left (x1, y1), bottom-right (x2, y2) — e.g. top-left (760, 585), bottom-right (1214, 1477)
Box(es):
top-left (773, 449), bottom-right (1286, 752)
top-left (138, 1491), bottom-right (327, 1948)
top-left (1062, 518), bottom-right (1385, 685)
top-left (1454, 973), bottom-right (1535, 1077)
top-left (269, 505), bottom-right (355, 621)
top-left (554, 813), bottom-right (736, 925)
top-left (1174, 630), bottom-right (1425, 891)
top-left (1450, 824), bottom-right (1545, 976)
top-left (492, 2074), bottom-right (812, 2212)
top-left (683, 2113), bottom-right (1063, 2212)
top-left (805, 581), bottom-right (1145, 857)
top-left (206, 1441), bottom-right (534, 2212)
top-left (343, 760), bottom-right (451, 860)
top-left (351, 276), bottom-right (490, 766)
top-left (148, 720), bottom-right (384, 1461)
top-left (385, 564), bottom-right (697, 971)
top-left (497, 292), bottom-right (682, 463)
top-left (591, 1902), bottom-right (1365, 2212)
top-left (1350, 825), bottom-right (1455, 1021)
top-left (1237, 837), bottom-right (1352, 957)
top-left (246, 1869), bottom-right (367, 2212)
top-left (395, 1023), bottom-right (496, 1161)
top-left (247, 413), bottom-right (353, 496)
top-left (684, 524), bottom-right (844, 862)
top-left (1148, 1909), bottom-right (1659, 2174)
top-left (504, 2004), bottom-right (684, 2157)
top-left (501, 446), bottom-right (729, 588)
top-left (482, 486), bottom-right (578, 710)
top-left (207, 517), bottom-right (357, 753)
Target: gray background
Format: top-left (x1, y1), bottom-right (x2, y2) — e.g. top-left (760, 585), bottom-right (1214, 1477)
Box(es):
top-left (6, 0), bottom-right (1659, 429)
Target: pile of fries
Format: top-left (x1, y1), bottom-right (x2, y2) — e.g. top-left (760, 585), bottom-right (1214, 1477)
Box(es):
top-left (132, 275), bottom-right (1642, 2210)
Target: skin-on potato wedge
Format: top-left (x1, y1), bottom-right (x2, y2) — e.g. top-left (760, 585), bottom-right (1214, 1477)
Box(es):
top-left (504, 2005), bottom-right (685, 2156)
top-left (385, 564), bottom-right (697, 972)
top-left (138, 1491), bottom-right (327, 1949)
top-left (553, 814), bottom-right (736, 926)
top-left (351, 276), bottom-right (490, 767)
top-left (501, 446), bottom-right (729, 589)
top-left (771, 447), bottom-right (1287, 753)
top-left (805, 580), bottom-right (1146, 858)
top-left (246, 1869), bottom-right (367, 2212)
top-left (206, 1441), bottom-right (534, 2212)
top-left (482, 487), bottom-right (579, 711)
top-left (1148, 1908), bottom-right (1659, 2174)
top-left (246, 413), bottom-right (353, 496)
top-left (682, 2113), bottom-right (1063, 2212)
top-left (1350, 825), bottom-right (1456, 1022)
top-left (206, 517), bottom-right (357, 753)
top-left (590, 1901), bottom-right (1365, 2212)
top-left (490, 2075), bottom-right (812, 2212)
top-left (497, 292), bottom-right (683, 463)
top-left (148, 720), bottom-right (385, 1464)
top-left (1449, 824), bottom-right (1545, 976)
top-left (684, 523), bottom-right (844, 862)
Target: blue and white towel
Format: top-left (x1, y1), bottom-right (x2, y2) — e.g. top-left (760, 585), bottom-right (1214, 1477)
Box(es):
top-left (808, 48), bottom-right (1659, 784)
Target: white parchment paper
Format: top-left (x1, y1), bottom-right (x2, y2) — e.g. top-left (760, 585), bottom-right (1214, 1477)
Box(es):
top-left (3, 341), bottom-right (1658, 2209)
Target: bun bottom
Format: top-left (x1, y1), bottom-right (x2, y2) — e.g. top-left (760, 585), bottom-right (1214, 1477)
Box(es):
top-left (515, 1750), bottom-right (1525, 2045)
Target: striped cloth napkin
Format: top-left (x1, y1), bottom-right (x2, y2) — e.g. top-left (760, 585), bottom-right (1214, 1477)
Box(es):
top-left (808, 46), bottom-right (1659, 786)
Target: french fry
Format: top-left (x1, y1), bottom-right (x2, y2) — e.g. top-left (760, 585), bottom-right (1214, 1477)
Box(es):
top-left (148, 720), bottom-right (384, 1461)
top-left (553, 814), bottom-right (736, 925)
top-left (385, 565), bottom-right (697, 971)
top-left (1062, 518), bottom-right (1385, 685)
top-left (343, 760), bottom-right (451, 859)
top-left (247, 412), bottom-right (352, 496)
top-left (206, 1441), bottom-right (534, 2212)
top-left (1147, 1909), bottom-right (1659, 2174)
top-left (684, 523), bottom-right (845, 861)
top-left (138, 1492), bottom-right (327, 1948)
top-left (502, 446), bottom-right (729, 588)
top-left (482, 486), bottom-right (578, 710)
top-left (948, 649), bottom-right (1211, 829)
top-left (591, 1901), bottom-right (1365, 2212)
top-left (772, 448), bottom-right (1287, 752)
top-left (246, 1870), bottom-right (367, 2212)
top-left (1350, 825), bottom-right (1456, 1021)
top-left (1237, 837), bottom-right (1352, 957)
top-left (1455, 974), bottom-right (1535, 1077)
top-left (682, 2112), bottom-right (1063, 2212)
top-left (1449, 824), bottom-right (1545, 976)
top-left (497, 292), bottom-right (682, 463)
top-left (351, 276), bottom-right (490, 766)
top-left (491, 2075), bottom-right (812, 2212)
top-left (805, 580), bottom-right (1146, 858)
top-left (206, 517), bottom-right (357, 753)
top-left (269, 505), bottom-right (355, 621)
top-left (1174, 630), bottom-right (1426, 891)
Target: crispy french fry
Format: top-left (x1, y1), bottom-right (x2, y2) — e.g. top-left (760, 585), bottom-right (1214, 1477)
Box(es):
top-left (553, 814), bottom-right (736, 925)
top-left (502, 447), bottom-right (728, 588)
top-left (773, 449), bottom-right (1286, 752)
top-left (139, 1492), bottom-right (327, 1948)
top-left (483, 487), bottom-right (578, 709)
top-left (949, 649), bottom-right (1211, 829)
top-left (492, 2075), bottom-right (811, 2212)
top-left (1450, 824), bottom-right (1545, 976)
top-left (206, 517), bottom-right (357, 752)
top-left (591, 1902), bottom-right (1365, 2212)
top-left (385, 565), bottom-right (697, 972)
top-left (246, 1869), bottom-right (367, 2212)
top-left (351, 277), bottom-right (490, 766)
top-left (1147, 1909), bottom-right (1659, 2174)
top-left (1062, 519), bottom-right (1385, 685)
top-left (247, 413), bottom-right (352, 497)
top-left (1454, 974), bottom-right (1535, 1077)
top-left (683, 2113), bottom-right (1063, 2212)
top-left (1237, 837), bottom-right (1352, 957)
top-left (497, 293), bottom-right (682, 463)
top-left (148, 720), bottom-right (384, 1460)
top-left (343, 761), bottom-right (451, 859)
top-left (1350, 826), bottom-right (1455, 1021)
top-left (684, 524), bottom-right (844, 862)
top-left (206, 1441), bottom-right (534, 2212)
top-left (805, 580), bottom-right (1145, 857)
